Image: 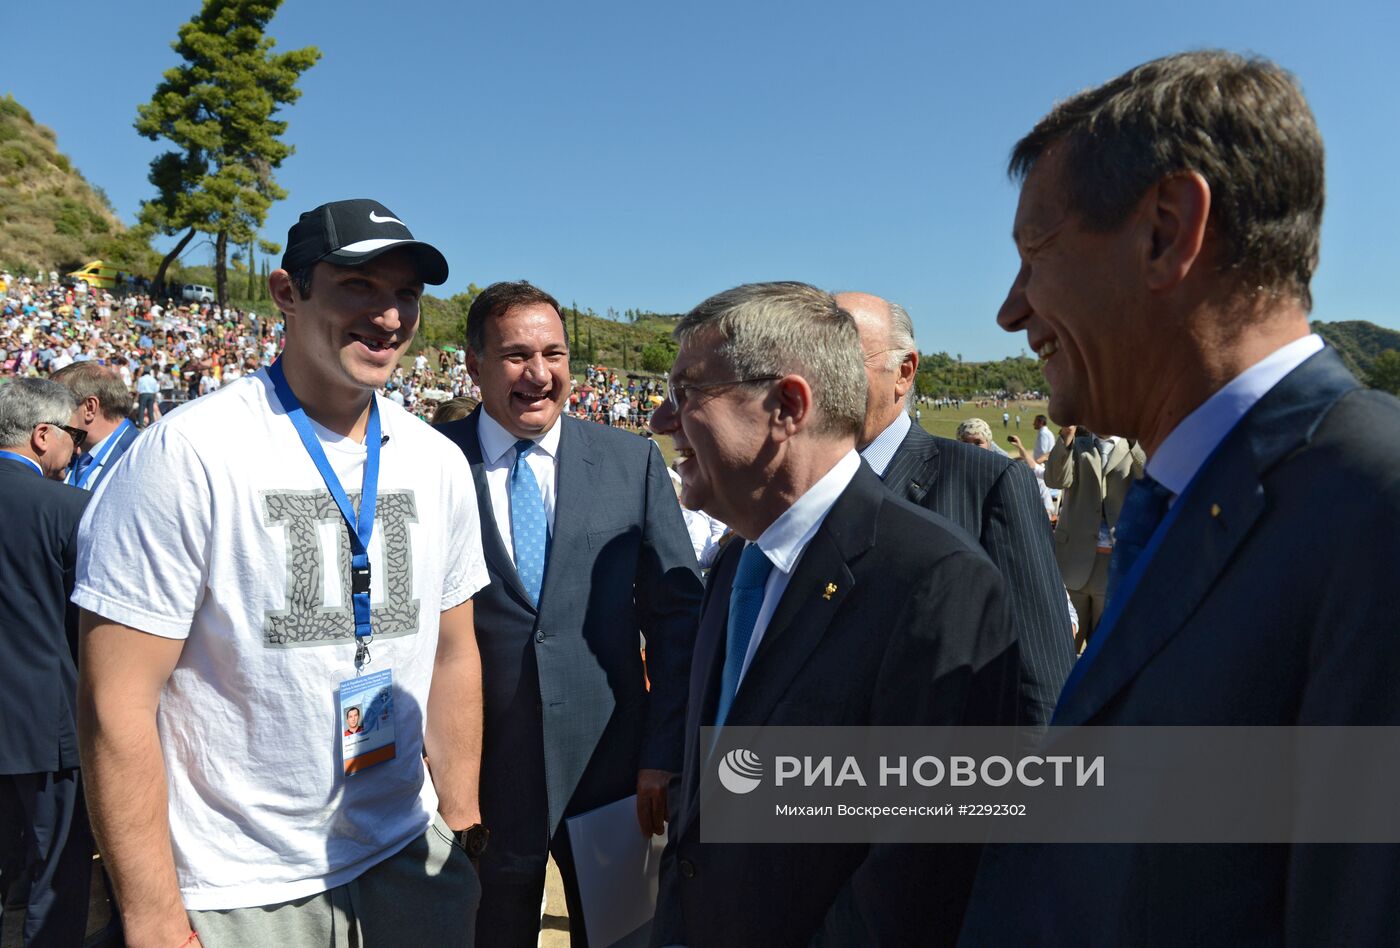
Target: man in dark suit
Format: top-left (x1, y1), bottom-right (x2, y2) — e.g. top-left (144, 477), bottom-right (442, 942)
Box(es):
top-left (50, 361), bottom-right (139, 492)
top-left (648, 282), bottom-right (1018, 947)
top-left (838, 291), bottom-right (1074, 729)
top-left (0, 379), bottom-right (93, 946)
top-left (960, 50), bottom-right (1400, 946)
top-left (437, 281), bottom-right (702, 948)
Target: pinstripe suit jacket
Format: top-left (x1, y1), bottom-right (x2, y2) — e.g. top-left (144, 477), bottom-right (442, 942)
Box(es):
top-left (880, 423), bottom-right (1073, 729)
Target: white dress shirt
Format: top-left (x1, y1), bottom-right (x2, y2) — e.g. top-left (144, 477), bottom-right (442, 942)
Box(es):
top-left (735, 449), bottom-right (862, 689)
top-left (1147, 334), bottom-right (1324, 499)
top-left (476, 409), bottom-right (561, 563)
top-left (859, 410), bottom-right (911, 478)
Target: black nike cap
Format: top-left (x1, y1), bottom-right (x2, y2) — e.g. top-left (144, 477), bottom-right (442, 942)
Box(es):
top-left (280, 198), bottom-right (449, 285)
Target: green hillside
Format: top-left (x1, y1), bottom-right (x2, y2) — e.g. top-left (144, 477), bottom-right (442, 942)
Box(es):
top-left (415, 290), bottom-right (682, 372)
top-left (0, 94), bottom-right (156, 275)
top-left (1312, 320), bottom-right (1400, 377)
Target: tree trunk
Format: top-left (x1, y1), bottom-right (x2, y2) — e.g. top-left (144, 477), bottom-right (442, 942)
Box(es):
top-left (246, 241), bottom-right (257, 301)
top-left (153, 227), bottom-right (196, 300)
top-left (215, 230), bottom-right (229, 309)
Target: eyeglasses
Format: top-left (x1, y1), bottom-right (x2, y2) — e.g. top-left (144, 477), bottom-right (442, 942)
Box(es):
top-left (40, 422), bottom-right (88, 449)
top-left (666, 375), bottom-right (781, 411)
top-left (862, 347), bottom-right (907, 366)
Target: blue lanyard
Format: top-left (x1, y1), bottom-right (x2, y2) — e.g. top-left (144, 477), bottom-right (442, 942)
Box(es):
top-left (70, 419), bottom-right (131, 488)
top-left (267, 360), bottom-right (382, 670)
top-left (0, 451), bottom-right (42, 477)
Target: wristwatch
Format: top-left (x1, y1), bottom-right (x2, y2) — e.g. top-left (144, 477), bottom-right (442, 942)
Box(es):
top-left (454, 823), bottom-right (489, 859)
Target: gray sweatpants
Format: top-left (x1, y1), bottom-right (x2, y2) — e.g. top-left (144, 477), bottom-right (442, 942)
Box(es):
top-left (189, 812), bottom-right (480, 947)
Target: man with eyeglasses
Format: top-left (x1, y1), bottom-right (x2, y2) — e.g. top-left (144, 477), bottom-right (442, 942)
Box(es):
top-left (0, 378), bottom-right (94, 945)
top-left (648, 283), bottom-right (1018, 947)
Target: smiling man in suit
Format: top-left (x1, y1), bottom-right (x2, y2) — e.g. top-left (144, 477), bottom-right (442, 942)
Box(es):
top-left (648, 282), bottom-right (1018, 947)
top-left (437, 281), bottom-right (702, 948)
top-left (959, 50), bottom-right (1400, 946)
top-left (839, 291), bottom-right (1074, 728)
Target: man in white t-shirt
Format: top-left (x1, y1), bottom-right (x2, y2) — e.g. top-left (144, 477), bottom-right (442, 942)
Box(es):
top-left (75, 199), bottom-right (490, 947)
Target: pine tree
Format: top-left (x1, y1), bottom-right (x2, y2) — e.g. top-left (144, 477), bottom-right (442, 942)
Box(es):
top-left (136, 0), bottom-right (319, 303)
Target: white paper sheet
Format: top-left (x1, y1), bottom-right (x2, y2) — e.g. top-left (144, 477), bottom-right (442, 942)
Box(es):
top-left (564, 794), bottom-right (668, 948)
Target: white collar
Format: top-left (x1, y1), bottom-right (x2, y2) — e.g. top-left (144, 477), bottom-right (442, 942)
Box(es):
top-left (1147, 334), bottom-right (1324, 496)
top-left (478, 407), bottom-right (562, 465)
top-left (859, 411), bottom-right (912, 477)
top-left (754, 450), bottom-right (862, 575)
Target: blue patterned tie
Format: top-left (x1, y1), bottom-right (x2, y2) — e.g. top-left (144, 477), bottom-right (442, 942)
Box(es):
top-left (1105, 474), bottom-right (1172, 603)
top-left (714, 542), bottom-right (775, 727)
top-left (510, 439), bottom-right (548, 605)
top-left (67, 451), bottom-right (94, 486)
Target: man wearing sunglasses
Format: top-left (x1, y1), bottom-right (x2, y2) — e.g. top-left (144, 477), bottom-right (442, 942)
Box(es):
top-left (50, 361), bottom-right (140, 492)
top-left (0, 378), bottom-right (94, 945)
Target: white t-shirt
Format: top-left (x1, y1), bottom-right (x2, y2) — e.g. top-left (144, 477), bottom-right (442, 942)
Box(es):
top-left (73, 370), bottom-right (489, 911)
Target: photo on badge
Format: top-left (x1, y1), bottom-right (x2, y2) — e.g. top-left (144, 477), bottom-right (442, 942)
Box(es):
top-left (339, 668), bottom-right (397, 774)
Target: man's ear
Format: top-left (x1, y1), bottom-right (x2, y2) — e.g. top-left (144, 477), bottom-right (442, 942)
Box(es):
top-left (269, 268), bottom-right (298, 316)
top-left (1145, 171), bottom-right (1211, 291)
top-left (465, 348), bottom-right (482, 386)
top-left (772, 374), bottom-right (813, 441)
top-left (894, 350), bottom-right (919, 398)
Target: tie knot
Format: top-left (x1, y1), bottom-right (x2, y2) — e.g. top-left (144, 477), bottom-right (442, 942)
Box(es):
top-left (734, 542), bottom-right (774, 591)
top-left (75, 452), bottom-right (95, 470)
top-left (514, 439), bottom-right (534, 459)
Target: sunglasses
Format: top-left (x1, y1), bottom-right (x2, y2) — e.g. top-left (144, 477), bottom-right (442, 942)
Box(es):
top-left (40, 422), bottom-right (88, 449)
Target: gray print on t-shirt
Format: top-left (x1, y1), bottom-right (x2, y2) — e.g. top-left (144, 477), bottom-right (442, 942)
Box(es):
top-left (261, 489), bottom-right (421, 647)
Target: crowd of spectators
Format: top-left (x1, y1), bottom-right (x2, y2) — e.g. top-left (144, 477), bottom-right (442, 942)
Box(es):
top-left (1, 269), bottom-right (681, 434)
top-left (0, 269), bottom-right (280, 413)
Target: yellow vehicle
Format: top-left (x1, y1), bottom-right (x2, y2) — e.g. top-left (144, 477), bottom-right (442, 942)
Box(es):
top-left (66, 260), bottom-right (120, 290)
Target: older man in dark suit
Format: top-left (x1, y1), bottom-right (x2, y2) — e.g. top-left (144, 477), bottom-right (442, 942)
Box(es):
top-left (839, 291), bottom-right (1074, 729)
top-left (437, 281), bottom-right (702, 948)
top-left (0, 379), bottom-right (92, 947)
top-left (960, 50), bottom-right (1400, 946)
top-left (648, 282), bottom-right (1018, 947)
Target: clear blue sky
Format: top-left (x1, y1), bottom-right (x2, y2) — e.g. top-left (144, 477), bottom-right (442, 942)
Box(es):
top-left (9, 0), bottom-right (1397, 359)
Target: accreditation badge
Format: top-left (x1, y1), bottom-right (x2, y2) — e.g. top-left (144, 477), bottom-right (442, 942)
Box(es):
top-left (338, 668), bottom-right (396, 775)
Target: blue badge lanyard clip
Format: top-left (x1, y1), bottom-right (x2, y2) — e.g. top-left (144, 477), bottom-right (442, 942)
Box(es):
top-left (267, 360), bottom-right (381, 672)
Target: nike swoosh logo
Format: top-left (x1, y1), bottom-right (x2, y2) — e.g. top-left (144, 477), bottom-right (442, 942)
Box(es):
top-left (369, 211), bottom-right (405, 225)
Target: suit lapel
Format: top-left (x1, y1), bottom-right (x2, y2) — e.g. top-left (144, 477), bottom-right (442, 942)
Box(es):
top-left (1054, 347), bottom-right (1359, 726)
top-left (458, 410), bottom-right (535, 610)
top-left (726, 465), bottom-right (880, 726)
top-left (883, 422), bottom-right (940, 506)
top-left (537, 417), bottom-right (591, 609)
top-left (1054, 445), bottom-right (1264, 725)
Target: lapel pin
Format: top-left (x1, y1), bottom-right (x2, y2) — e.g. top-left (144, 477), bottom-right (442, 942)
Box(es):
top-left (822, 582), bottom-right (838, 600)
top-left (1210, 503), bottom-right (1222, 518)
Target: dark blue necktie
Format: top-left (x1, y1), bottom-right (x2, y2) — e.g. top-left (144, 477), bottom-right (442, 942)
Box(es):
top-left (67, 451), bottom-right (95, 486)
top-left (510, 440), bottom-right (548, 605)
top-left (1106, 474), bottom-right (1173, 602)
top-left (714, 542), bottom-right (775, 727)
top-left (1057, 473), bottom-right (1173, 715)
